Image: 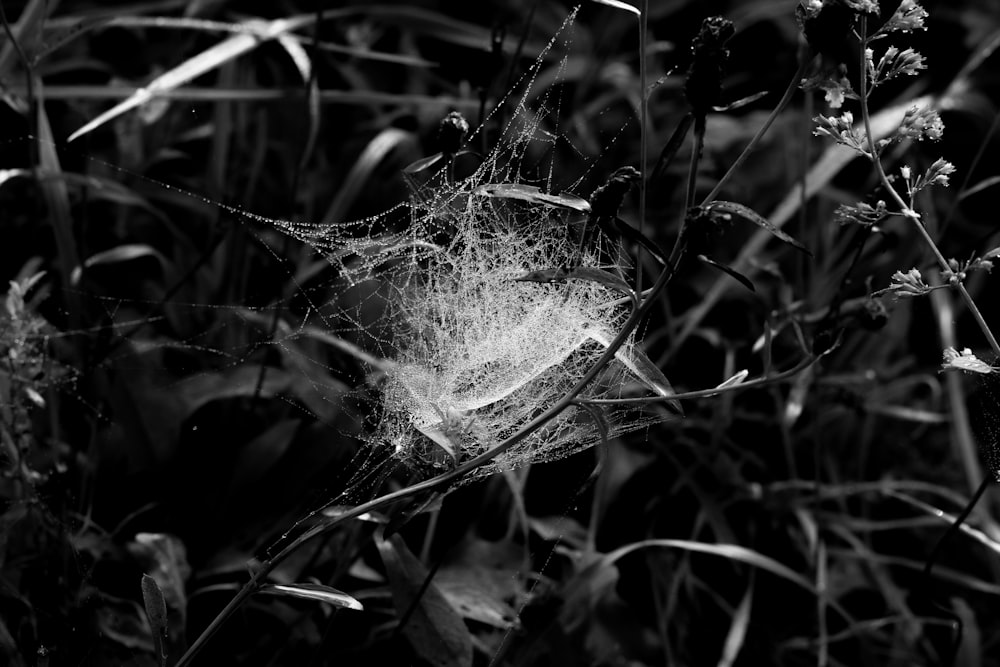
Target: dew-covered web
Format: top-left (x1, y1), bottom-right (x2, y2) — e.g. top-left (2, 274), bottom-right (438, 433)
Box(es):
top-left (2, 7), bottom-right (677, 515)
top-left (247, 8), bottom-right (679, 493)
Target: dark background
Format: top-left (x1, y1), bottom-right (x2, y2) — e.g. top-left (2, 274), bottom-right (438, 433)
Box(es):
top-left (3, 0), bottom-right (1000, 665)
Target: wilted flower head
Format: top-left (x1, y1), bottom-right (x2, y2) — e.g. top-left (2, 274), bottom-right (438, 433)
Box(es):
top-left (800, 65), bottom-right (854, 109)
top-left (685, 16), bottom-right (735, 115)
top-left (438, 111), bottom-right (470, 155)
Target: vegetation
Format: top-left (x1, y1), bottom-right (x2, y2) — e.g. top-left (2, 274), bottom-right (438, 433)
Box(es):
top-left (2, 0), bottom-right (1000, 665)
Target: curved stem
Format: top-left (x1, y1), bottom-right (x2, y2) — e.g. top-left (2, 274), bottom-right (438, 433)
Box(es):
top-left (700, 50), bottom-right (814, 206)
top-left (856, 16), bottom-right (1000, 359)
top-left (176, 234), bottom-right (684, 667)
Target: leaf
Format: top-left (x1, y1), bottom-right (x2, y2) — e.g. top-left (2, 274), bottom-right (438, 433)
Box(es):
top-left (71, 243), bottom-right (170, 285)
top-left (384, 492), bottom-right (446, 538)
top-left (675, 95), bottom-right (934, 349)
top-left (587, 329), bottom-right (683, 415)
top-left (473, 183), bottom-right (591, 212)
top-left (697, 255), bottom-right (755, 292)
top-left (564, 266), bottom-right (634, 294)
top-left (141, 575), bottom-right (168, 667)
top-left (128, 532), bottom-right (190, 656)
top-left (404, 152), bottom-right (447, 175)
top-left (513, 268), bottom-right (568, 284)
top-left (605, 216), bottom-right (668, 264)
top-left (958, 175), bottom-right (1000, 201)
top-left (435, 537), bottom-right (523, 629)
top-left (715, 369), bottom-right (750, 390)
top-left (717, 578), bottom-right (754, 667)
top-left (650, 113), bottom-right (694, 187)
top-left (514, 266), bottom-right (634, 295)
top-left (413, 422), bottom-right (459, 461)
top-left (704, 201), bottom-right (811, 254)
top-left (603, 539), bottom-right (816, 595)
top-left (376, 533), bottom-right (473, 667)
top-left (321, 127), bottom-right (413, 225)
top-left (713, 90), bottom-right (769, 112)
top-left (590, 0), bottom-right (641, 16)
top-left (258, 583), bottom-right (363, 611)
top-left (67, 16), bottom-right (317, 142)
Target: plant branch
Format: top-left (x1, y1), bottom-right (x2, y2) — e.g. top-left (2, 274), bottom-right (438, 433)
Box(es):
top-left (856, 16), bottom-right (1000, 358)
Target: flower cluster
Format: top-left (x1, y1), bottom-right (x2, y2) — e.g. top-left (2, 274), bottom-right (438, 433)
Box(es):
top-left (896, 105), bottom-right (944, 142)
top-left (899, 158), bottom-right (956, 197)
top-left (813, 111), bottom-right (869, 152)
top-left (833, 199), bottom-right (887, 227)
top-left (867, 46), bottom-right (926, 85)
top-left (876, 0), bottom-right (928, 36)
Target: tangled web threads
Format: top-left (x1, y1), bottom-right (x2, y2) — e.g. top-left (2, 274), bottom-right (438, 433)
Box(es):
top-left (364, 167), bottom-right (679, 481)
top-left (272, 9), bottom-right (678, 483)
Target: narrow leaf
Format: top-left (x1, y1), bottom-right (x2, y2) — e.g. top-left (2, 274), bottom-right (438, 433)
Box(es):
top-left (258, 583), bottom-right (363, 610)
top-left (705, 201), bottom-right (811, 254)
top-left (514, 266), bottom-right (634, 295)
top-left (513, 268), bottom-right (569, 284)
top-left (322, 127), bottom-right (413, 224)
top-left (71, 244), bottom-right (169, 285)
top-left (67, 16), bottom-right (315, 142)
top-left (404, 152), bottom-right (447, 175)
top-left (474, 183), bottom-right (591, 212)
top-left (413, 422), bottom-right (459, 461)
top-left (587, 329), bottom-right (683, 415)
top-left (607, 216), bottom-right (668, 264)
top-left (697, 255), bottom-right (755, 292)
top-left (604, 539), bottom-right (816, 595)
top-left (650, 113), bottom-right (694, 187)
top-left (590, 0), bottom-right (641, 17)
top-left (713, 90), bottom-right (769, 112)
top-left (717, 578), bottom-right (754, 667)
top-left (376, 533), bottom-right (473, 667)
top-left (716, 369), bottom-right (750, 390)
top-left (141, 575), bottom-right (168, 667)
top-left (563, 266), bottom-right (635, 295)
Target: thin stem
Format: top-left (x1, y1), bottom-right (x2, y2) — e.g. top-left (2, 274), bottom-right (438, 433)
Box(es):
top-left (856, 16), bottom-right (1000, 359)
top-left (701, 51), bottom-right (814, 206)
top-left (581, 352), bottom-right (822, 406)
top-left (637, 0), bottom-right (648, 295)
top-left (684, 119), bottom-right (703, 212)
top-left (176, 232), bottom-right (685, 667)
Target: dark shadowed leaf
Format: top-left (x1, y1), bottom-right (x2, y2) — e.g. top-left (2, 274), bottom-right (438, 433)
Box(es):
top-left (435, 537), bottom-right (523, 629)
top-left (514, 266), bottom-right (634, 295)
top-left (258, 583), bottom-right (363, 610)
top-left (71, 244), bottom-right (171, 285)
top-left (404, 152), bottom-right (447, 175)
top-left (607, 216), bottom-right (668, 264)
top-left (384, 492), bottom-right (446, 538)
top-left (704, 201), bottom-right (810, 253)
top-left (376, 533), bottom-right (473, 667)
top-left (141, 575), bottom-right (167, 666)
top-left (474, 183), bottom-right (591, 212)
top-left (650, 113), bottom-right (694, 187)
top-left (697, 254), bottom-right (755, 292)
top-left (128, 533), bottom-right (189, 658)
top-left (713, 90), bottom-right (769, 112)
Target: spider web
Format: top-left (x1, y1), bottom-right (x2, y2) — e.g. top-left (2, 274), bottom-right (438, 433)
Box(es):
top-left (2, 7), bottom-right (677, 513)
